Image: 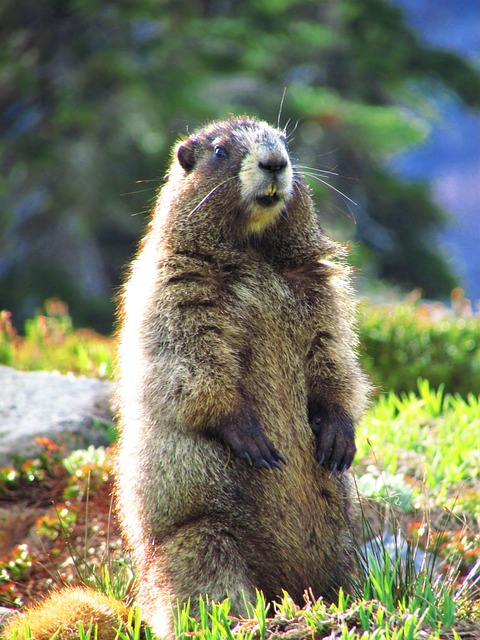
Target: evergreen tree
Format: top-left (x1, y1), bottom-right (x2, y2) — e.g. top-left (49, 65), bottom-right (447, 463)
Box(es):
top-left (1, 0), bottom-right (478, 329)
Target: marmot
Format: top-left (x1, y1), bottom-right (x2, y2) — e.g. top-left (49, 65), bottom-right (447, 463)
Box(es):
top-left (2, 116), bottom-right (370, 639)
top-left (115, 116), bottom-right (370, 637)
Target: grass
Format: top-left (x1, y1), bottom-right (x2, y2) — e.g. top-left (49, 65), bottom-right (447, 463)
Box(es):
top-left (0, 300), bottom-right (479, 638)
top-left (2, 385), bottom-right (479, 639)
top-left (357, 379), bottom-right (480, 501)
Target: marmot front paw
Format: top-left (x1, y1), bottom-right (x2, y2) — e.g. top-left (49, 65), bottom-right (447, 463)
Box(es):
top-left (308, 402), bottom-right (356, 473)
top-left (208, 409), bottom-right (287, 471)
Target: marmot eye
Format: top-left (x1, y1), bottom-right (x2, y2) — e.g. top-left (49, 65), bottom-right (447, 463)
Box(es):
top-left (214, 145), bottom-right (227, 158)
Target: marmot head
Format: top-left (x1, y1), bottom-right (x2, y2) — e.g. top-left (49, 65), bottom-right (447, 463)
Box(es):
top-left (172, 117), bottom-right (294, 235)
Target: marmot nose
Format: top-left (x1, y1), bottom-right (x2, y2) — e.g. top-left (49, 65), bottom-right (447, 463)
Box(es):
top-left (258, 158), bottom-right (288, 174)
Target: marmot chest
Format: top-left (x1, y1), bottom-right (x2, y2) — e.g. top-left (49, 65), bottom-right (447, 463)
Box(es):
top-left (227, 262), bottom-right (314, 355)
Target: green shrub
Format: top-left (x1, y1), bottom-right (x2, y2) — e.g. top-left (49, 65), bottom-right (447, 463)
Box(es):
top-left (359, 290), bottom-right (480, 395)
top-left (0, 299), bottom-right (114, 378)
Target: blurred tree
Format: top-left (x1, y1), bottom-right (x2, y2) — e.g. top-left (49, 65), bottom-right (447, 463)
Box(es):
top-left (1, 0), bottom-right (478, 330)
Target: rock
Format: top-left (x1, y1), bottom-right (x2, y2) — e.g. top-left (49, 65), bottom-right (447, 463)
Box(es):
top-left (0, 366), bottom-right (113, 466)
top-left (362, 530), bottom-right (431, 575)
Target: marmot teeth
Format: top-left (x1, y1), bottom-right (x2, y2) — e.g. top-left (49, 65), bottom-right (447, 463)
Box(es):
top-left (255, 193), bottom-right (280, 208)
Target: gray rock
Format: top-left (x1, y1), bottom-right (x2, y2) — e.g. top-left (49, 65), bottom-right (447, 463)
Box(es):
top-left (0, 365), bottom-right (113, 466)
top-left (362, 530), bottom-right (434, 577)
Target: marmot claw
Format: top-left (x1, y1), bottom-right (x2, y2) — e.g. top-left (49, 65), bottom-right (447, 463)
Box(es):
top-left (209, 410), bottom-right (287, 471)
top-left (308, 402), bottom-right (356, 472)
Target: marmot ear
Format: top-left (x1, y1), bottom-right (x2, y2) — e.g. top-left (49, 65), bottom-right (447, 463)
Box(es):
top-left (177, 137), bottom-right (198, 172)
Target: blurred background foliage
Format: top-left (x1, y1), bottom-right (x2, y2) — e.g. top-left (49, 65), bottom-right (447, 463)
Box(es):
top-left (1, 0), bottom-right (479, 332)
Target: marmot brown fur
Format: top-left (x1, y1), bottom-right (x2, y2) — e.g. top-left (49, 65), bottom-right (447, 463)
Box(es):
top-left (2, 116), bottom-right (370, 640)
top-left (115, 116), bottom-right (370, 637)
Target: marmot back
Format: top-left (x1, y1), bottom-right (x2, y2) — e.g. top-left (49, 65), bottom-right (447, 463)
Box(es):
top-left (115, 116), bottom-right (370, 638)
